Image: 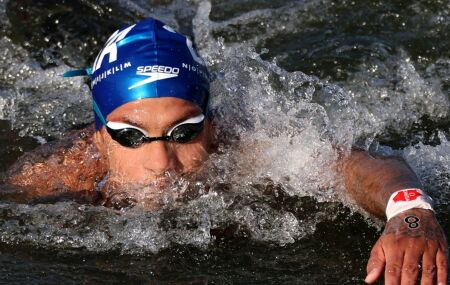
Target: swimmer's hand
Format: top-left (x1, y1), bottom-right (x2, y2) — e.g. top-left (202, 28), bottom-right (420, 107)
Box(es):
top-left (365, 208), bottom-right (448, 285)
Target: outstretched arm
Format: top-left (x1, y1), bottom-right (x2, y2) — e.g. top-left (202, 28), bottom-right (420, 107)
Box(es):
top-left (342, 148), bottom-right (448, 285)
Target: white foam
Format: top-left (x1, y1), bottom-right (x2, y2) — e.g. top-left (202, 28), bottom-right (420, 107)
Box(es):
top-left (0, 36), bottom-right (93, 137)
top-left (1, 0), bottom-right (449, 254)
top-left (403, 132), bottom-right (450, 204)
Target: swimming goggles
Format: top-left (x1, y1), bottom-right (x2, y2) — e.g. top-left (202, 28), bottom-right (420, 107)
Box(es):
top-left (106, 114), bottom-right (205, 148)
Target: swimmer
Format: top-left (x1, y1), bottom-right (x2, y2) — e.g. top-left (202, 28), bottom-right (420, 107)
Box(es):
top-left (1, 18), bottom-right (448, 284)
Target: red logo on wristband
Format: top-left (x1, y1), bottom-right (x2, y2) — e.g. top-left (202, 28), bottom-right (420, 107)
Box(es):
top-left (393, 189), bottom-right (422, 202)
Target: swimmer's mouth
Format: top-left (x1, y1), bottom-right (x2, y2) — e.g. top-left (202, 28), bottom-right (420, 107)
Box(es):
top-left (99, 170), bottom-right (201, 211)
top-left (150, 176), bottom-right (170, 189)
top-left (103, 191), bottom-right (137, 210)
top-left (101, 176), bottom-right (179, 211)
top-left (103, 188), bottom-right (167, 211)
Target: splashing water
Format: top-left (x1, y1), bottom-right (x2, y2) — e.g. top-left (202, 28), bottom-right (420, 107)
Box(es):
top-left (0, 0), bottom-right (450, 283)
top-left (0, 2), bottom-right (353, 253)
top-left (0, 41), bottom-right (350, 252)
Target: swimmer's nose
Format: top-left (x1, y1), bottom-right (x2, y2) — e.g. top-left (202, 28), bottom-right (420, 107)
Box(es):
top-left (142, 141), bottom-right (178, 175)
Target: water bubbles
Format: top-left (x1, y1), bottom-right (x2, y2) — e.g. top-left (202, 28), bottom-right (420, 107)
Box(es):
top-left (403, 132), bottom-right (450, 205)
top-left (0, 0), bottom-right (449, 257)
top-left (0, 37), bottom-right (93, 138)
top-left (0, 32), bottom-right (353, 253)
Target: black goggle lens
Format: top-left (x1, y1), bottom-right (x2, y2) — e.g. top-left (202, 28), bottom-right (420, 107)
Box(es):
top-left (107, 120), bottom-right (204, 148)
top-left (109, 128), bottom-right (146, 148)
top-left (171, 123), bottom-right (204, 143)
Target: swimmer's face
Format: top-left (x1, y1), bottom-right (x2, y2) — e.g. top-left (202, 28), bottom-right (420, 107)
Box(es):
top-left (94, 97), bottom-right (213, 188)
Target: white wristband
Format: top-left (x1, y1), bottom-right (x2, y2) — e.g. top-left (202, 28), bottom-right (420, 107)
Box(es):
top-left (385, 188), bottom-right (434, 221)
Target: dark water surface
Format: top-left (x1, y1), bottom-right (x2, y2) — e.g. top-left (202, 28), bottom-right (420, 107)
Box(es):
top-left (0, 0), bottom-right (449, 284)
top-left (0, 207), bottom-right (378, 284)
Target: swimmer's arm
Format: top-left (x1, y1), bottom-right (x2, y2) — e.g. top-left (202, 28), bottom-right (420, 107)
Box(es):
top-left (3, 126), bottom-right (105, 199)
top-left (342, 148), bottom-right (448, 285)
top-left (341, 147), bottom-right (422, 218)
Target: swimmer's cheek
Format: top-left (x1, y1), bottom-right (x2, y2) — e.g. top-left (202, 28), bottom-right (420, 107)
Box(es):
top-left (365, 208), bottom-right (448, 285)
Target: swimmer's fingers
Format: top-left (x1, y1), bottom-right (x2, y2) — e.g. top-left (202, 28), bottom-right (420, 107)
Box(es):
top-left (418, 238), bottom-right (441, 285)
top-left (365, 238), bottom-right (385, 284)
top-left (383, 236), bottom-right (405, 285)
top-left (436, 240), bottom-right (448, 285)
top-left (420, 212), bottom-right (448, 285)
top-left (400, 242), bottom-right (423, 285)
top-left (371, 209), bottom-right (448, 285)
top-left (418, 238), bottom-right (448, 285)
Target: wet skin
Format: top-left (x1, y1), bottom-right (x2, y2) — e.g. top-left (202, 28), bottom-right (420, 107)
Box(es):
top-left (343, 149), bottom-right (448, 285)
top-left (93, 99), bottom-right (448, 285)
top-left (94, 97), bottom-right (213, 189)
top-left (2, 99), bottom-right (447, 285)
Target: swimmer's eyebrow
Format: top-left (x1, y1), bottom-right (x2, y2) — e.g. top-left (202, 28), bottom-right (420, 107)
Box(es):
top-left (112, 117), bottom-right (145, 129)
top-left (166, 111), bottom-right (202, 129)
top-left (111, 110), bottom-right (201, 130)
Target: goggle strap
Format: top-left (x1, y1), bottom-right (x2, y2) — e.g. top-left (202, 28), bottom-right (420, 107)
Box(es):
top-left (93, 100), bottom-right (107, 126)
top-left (62, 67), bottom-right (93, 78)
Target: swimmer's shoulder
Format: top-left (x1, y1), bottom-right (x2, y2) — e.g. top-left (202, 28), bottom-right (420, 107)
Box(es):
top-left (4, 124), bottom-right (106, 195)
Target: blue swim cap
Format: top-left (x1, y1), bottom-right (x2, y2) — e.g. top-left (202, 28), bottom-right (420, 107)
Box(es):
top-left (65, 18), bottom-right (210, 129)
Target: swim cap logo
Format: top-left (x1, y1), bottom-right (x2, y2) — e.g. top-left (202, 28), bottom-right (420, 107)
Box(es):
top-left (93, 24), bottom-right (136, 72)
top-left (128, 65), bottom-right (180, 90)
